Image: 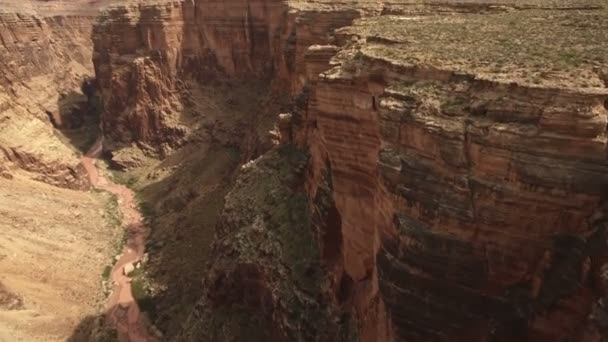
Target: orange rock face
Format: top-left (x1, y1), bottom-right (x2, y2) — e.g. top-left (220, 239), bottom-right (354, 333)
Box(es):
top-left (300, 44), bottom-right (608, 342)
top-left (0, 1), bottom-right (100, 188)
top-left (92, 0), bottom-right (293, 152)
top-left (4, 0), bottom-right (608, 340)
top-left (89, 1), bottom-right (608, 341)
top-left (91, 0), bottom-right (364, 151)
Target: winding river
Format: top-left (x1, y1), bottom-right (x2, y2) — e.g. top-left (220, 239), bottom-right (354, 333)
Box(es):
top-left (82, 137), bottom-right (157, 342)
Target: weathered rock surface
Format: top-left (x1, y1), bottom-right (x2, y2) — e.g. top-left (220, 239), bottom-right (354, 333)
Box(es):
top-left (0, 1), bottom-right (103, 188)
top-left (91, 0), bottom-right (368, 154)
top-left (92, 0), bottom-right (292, 154)
top-left (84, 0), bottom-right (608, 341)
top-left (297, 7), bottom-right (608, 342)
top-left (0, 173), bottom-right (121, 342)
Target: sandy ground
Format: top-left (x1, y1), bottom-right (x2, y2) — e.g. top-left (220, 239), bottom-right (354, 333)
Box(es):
top-left (0, 172), bottom-right (119, 341)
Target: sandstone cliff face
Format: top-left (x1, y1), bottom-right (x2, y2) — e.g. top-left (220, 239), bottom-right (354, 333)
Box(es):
top-left (305, 59), bottom-right (608, 341)
top-left (89, 1), bottom-right (608, 341)
top-left (296, 8), bottom-right (608, 341)
top-left (92, 0), bottom-right (294, 154)
top-left (91, 0), bottom-right (366, 153)
top-left (0, 1), bottom-right (101, 188)
top-left (92, 1), bottom-right (191, 153)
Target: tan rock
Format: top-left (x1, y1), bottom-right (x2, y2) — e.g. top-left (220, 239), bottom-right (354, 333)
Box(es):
top-left (123, 262), bottom-right (135, 276)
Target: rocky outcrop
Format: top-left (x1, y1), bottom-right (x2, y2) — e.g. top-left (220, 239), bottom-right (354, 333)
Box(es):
top-left (91, 0), bottom-right (366, 153)
top-left (295, 8), bottom-right (608, 341)
top-left (0, 1), bottom-right (102, 188)
top-left (92, 0), bottom-right (294, 153)
top-left (180, 146), bottom-right (359, 341)
top-left (92, 1), bottom-right (191, 153)
top-left (89, 1), bottom-right (608, 341)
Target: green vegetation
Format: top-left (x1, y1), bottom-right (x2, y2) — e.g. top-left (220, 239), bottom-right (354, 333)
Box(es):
top-left (137, 199), bottom-right (156, 226)
top-left (201, 306), bottom-right (274, 342)
top-left (104, 193), bottom-right (122, 229)
top-left (98, 328), bottom-right (118, 342)
top-left (110, 170), bottom-right (138, 188)
top-left (229, 146), bottom-right (315, 283)
top-left (291, 0), bottom-right (605, 11)
top-left (113, 230), bottom-right (128, 260)
top-left (130, 267), bottom-right (157, 321)
top-left (185, 145), bottom-right (355, 341)
top-left (344, 8), bottom-right (608, 88)
top-left (100, 193), bottom-right (126, 292)
top-left (101, 193), bottom-right (126, 259)
top-left (101, 265), bottom-right (112, 282)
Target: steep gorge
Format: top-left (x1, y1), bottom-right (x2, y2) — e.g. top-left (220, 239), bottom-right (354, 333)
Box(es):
top-left (2, 0), bottom-right (608, 341)
top-left (0, 1), bottom-right (109, 188)
top-left (90, 1), bottom-right (608, 341)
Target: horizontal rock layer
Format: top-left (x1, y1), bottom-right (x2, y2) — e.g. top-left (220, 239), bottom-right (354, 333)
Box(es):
top-left (303, 40), bottom-right (608, 340)
top-left (89, 1), bottom-right (608, 341)
top-left (0, 4), bottom-right (99, 188)
top-left (92, 0), bottom-right (294, 151)
top-left (91, 0), bottom-right (373, 150)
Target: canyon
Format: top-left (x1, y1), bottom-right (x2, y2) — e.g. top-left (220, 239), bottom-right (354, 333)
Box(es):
top-left (1, 0), bottom-right (607, 341)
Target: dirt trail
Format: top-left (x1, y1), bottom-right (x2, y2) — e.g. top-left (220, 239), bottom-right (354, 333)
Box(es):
top-left (82, 137), bottom-right (157, 342)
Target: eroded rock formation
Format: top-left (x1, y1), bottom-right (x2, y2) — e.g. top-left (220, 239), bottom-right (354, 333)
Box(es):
top-left (295, 6), bottom-right (608, 341)
top-left (65, 0), bottom-right (608, 341)
top-left (0, 1), bottom-right (104, 188)
top-left (92, 0), bottom-right (294, 154)
top-left (183, 3), bottom-right (608, 341)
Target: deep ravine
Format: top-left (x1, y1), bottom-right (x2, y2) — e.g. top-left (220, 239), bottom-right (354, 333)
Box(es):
top-left (82, 137), bottom-right (157, 342)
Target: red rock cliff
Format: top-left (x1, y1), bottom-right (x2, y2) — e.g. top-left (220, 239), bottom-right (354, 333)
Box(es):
top-left (297, 8), bottom-right (608, 341)
top-left (91, 0), bottom-right (367, 152)
top-left (90, 1), bottom-right (608, 341)
top-left (92, 0), bottom-right (294, 153)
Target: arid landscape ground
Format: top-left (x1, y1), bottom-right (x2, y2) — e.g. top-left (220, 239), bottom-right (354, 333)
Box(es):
top-left (1, 0), bottom-right (608, 341)
top-left (0, 173), bottom-right (120, 341)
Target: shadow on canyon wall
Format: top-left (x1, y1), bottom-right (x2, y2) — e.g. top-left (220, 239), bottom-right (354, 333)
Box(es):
top-left (62, 80), bottom-right (286, 341)
top-left (66, 312), bottom-right (118, 342)
top-left (52, 78), bottom-right (102, 154)
top-left (64, 149), bottom-right (239, 342)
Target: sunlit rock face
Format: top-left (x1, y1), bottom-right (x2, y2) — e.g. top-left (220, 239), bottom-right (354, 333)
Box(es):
top-left (299, 10), bottom-right (608, 341)
top-left (0, 1), bottom-right (103, 188)
top-left (88, 0), bottom-right (608, 341)
top-left (91, 0), bottom-right (294, 153)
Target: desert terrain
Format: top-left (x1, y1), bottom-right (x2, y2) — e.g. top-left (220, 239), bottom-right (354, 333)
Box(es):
top-left (1, 0), bottom-right (607, 341)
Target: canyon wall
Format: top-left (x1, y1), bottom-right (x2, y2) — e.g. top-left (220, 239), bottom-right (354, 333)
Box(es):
top-left (91, 0), bottom-right (369, 153)
top-left (303, 54), bottom-right (608, 340)
top-left (89, 0), bottom-right (608, 341)
top-left (92, 0), bottom-right (294, 154)
top-left (0, 1), bottom-right (106, 188)
top-left (296, 8), bottom-right (608, 341)
top-left (4, 0), bottom-right (606, 340)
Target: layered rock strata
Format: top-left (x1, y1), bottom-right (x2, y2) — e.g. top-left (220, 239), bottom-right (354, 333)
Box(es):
top-left (92, 0), bottom-right (295, 154)
top-left (0, 1), bottom-right (103, 188)
top-left (297, 8), bottom-right (608, 341)
top-left (90, 1), bottom-right (608, 341)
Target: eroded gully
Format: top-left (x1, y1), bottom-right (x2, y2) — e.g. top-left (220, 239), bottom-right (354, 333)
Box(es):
top-left (82, 137), bottom-right (157, 342)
